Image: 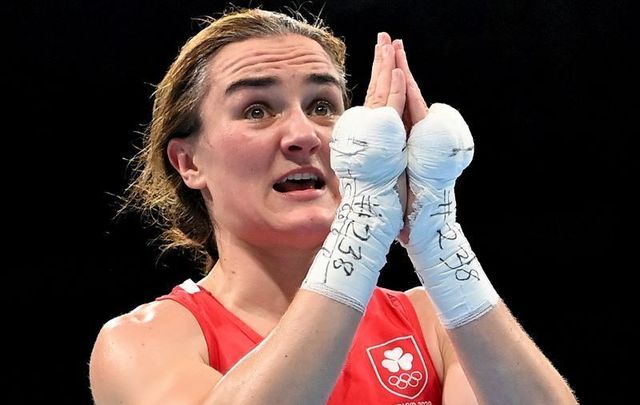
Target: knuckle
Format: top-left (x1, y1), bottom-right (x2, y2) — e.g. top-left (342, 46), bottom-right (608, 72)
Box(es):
top-left (370, 93), bottom-right (386, 105)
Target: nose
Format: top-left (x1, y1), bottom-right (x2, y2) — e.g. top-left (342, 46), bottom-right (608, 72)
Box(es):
top-left (280, 108), bottom-right (321, 159)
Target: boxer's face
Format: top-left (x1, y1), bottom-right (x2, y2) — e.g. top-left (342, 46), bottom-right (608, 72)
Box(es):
top-left (170, 34), bottom-right (344, 250)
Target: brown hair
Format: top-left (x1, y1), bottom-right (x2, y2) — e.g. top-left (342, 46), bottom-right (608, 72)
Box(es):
top-left (123, 8), bottom-right (349, 271)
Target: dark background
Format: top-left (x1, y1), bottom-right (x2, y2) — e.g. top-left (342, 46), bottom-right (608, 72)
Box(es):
top-left (7, 0), bottom-right (636, 403)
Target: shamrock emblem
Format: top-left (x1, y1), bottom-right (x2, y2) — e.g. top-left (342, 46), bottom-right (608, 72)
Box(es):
top-left (381, 347), bottom-right (413, 373)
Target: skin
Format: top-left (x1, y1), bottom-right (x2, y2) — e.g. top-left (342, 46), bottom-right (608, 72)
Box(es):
top-left (89, 33), bottom-right (577, 405)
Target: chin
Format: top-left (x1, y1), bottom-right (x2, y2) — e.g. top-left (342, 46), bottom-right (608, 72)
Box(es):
top-left (270, 212), bottom-right (333, 248)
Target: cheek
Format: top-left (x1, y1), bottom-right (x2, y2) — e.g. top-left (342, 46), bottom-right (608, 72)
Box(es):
top-left (316, 128), bottom-right (340, 196)
top-left (319, 127), bottom-right (334, 158)
top-left (232, 140), bottom-right (273, 173)
top-left (210, 126), bottom-right (272, 176)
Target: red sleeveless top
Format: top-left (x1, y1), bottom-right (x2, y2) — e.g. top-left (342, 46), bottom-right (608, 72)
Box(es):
top-left (157, 280), bottom-right (442, 404)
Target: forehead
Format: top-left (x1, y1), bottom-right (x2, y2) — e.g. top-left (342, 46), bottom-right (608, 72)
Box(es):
top-left (208, 34), bottom-right (339, 86)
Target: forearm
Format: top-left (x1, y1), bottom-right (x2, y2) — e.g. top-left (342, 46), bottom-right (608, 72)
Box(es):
top-left (205, 290), bottom-right (361, 405)
top-left (403, 104), bottom-right (576, 403)
top-left (447, 302), bottom-right (577, 404)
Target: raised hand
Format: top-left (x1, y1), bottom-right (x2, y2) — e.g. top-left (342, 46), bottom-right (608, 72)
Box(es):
top-left (301, 32), bottom-right (407, 312)
top-left (365, 32), bottom-right (406, 116)
top-left (392, 43), bottom-right (499, 328)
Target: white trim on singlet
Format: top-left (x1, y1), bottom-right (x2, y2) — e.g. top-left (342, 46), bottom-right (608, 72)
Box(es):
top-left (179, 279), bottom-right (200, 294)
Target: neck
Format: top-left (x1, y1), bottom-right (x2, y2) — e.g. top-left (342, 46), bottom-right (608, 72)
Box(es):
top-left (200, 229), bottom-right (320, 322)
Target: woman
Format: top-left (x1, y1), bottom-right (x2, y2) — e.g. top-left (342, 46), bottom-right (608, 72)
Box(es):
top-left (89, 8), bottom-right (577, 404)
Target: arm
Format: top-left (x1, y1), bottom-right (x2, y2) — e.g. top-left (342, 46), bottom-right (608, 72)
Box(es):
top-left (408, 287), bottom-right (576, 404)
top-left (393, 39), bottom-right (578, 404)
top-left (447, 301), bottom-right (576, 404)
top-left (89, 293), bottom-right (362, 405)
top-left (89, 34), bottom-right (408, 405)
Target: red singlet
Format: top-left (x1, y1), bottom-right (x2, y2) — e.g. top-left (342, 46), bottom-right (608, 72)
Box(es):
top-left (157, 279), bottom-right (442, 404)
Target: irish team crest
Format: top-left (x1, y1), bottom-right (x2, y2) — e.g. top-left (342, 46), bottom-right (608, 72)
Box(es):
top-left (366, 335), bottom-right (428, 399)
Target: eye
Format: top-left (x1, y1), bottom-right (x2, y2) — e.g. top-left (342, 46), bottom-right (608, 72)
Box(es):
top-left (309, 100), bottom-right (335, 117)
top-left (243, 104), bottom-right (270, 120)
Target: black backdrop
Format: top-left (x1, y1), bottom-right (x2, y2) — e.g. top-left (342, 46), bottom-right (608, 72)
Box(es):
top-left (7, 0), bottom-right (636, 403)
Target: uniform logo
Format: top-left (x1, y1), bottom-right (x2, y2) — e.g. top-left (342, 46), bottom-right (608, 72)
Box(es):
top-left (366, 336), bottom-right (428, 399)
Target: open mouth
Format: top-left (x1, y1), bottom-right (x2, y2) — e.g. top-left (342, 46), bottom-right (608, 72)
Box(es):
top-left (273, 172), bottom-right (326, 193)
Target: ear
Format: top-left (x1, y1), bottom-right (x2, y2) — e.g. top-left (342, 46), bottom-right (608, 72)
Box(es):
top-left (167, 138), bottom-right (207, 190)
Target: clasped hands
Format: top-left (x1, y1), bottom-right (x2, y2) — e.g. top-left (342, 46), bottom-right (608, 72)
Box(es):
top-left (350, 32), bottom-right (474, 244)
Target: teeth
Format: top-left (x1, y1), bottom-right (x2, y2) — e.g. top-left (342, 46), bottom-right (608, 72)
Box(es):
top-left (278, 173), bottom-right (318, 183)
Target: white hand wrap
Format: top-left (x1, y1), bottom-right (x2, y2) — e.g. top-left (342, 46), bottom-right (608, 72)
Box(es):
top-left (302, 106), bottom-right (406, 312)
top-left (404, 103), bottom-right (499, 328)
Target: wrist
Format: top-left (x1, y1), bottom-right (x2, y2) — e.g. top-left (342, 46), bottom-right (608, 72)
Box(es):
top-left (303, 185), bottom-right (403, 312)
top-left (404, 187), bottom-right (499, 328)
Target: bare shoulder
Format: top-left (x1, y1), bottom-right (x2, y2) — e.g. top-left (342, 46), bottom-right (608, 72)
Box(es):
top-left (89, 300), bottom-right (220, 404)
top-left (91, 300), bottom-right (207, 365)
top-left (404, 285), bottom-right (438, 319)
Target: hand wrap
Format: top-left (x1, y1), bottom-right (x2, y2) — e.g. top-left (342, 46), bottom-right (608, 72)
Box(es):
top-left (302, 107), bottom-right (406, 312)
top-left (404, 103), bottom-right (500, 328)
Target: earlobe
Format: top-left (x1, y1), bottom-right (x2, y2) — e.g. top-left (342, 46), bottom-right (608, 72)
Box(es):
top-left (167, 138), bottom-right (206, 190)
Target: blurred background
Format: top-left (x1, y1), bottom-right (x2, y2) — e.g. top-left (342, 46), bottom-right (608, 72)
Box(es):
top-left (6, 0), bottom-right (635, 403)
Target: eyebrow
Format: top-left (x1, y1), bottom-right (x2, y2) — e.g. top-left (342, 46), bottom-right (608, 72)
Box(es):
top-left (224, 73), bottom-right (342, 96)
top-left (306, 73), bottom-right (342, 89)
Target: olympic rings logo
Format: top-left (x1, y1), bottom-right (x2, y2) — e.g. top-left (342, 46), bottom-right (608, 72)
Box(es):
top-left (387, 371), bottom-right (423, 389)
